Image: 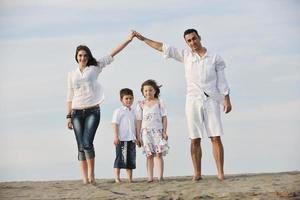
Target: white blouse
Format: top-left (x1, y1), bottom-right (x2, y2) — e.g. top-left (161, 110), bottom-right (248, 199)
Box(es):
top-left (67, 55), bottom-right (114, 109)
top-left (162, 44), bottom-right (230, 102)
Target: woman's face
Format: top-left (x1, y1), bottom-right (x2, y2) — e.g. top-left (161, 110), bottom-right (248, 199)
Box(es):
top-left (77, 50), bottom-right (88, 67)
top-left (143, 85), bottom-right (156, 100)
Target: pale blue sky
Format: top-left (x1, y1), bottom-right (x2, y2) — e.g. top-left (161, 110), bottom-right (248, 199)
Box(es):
top-left (0, 0), bottom-right (299, 181)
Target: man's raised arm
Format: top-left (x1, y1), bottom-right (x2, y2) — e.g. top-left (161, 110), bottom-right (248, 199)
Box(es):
top-left (133, 30), bottom-right (163, 52)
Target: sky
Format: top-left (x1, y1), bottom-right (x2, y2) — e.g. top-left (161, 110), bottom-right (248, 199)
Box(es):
top-left (0, 0), bottom-right (299, 182)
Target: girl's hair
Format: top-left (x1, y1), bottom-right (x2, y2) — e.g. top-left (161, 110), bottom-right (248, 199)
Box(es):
top-left (141, 79), bottom-right (162, 98)
top-left (75, 45), bottom-right (98, 66)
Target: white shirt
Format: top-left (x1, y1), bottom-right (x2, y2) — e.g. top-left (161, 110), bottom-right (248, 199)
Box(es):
top-left (162, 44), bottom-right (230, 102)
top-left (67, 55), bottom-right (114, 109)
top-left (112, 106), bottom-right (136, 141)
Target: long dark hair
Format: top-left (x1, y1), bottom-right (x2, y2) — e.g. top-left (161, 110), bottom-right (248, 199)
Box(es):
top-left (75, 45), bottom-right (98, 66)
top-left (141, 79), bottom-right (162, 99)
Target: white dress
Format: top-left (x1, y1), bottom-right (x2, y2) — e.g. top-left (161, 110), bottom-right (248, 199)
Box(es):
top-left (136, 100), bottom-right (169, 156)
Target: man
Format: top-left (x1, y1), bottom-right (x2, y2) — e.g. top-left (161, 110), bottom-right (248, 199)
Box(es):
top-left (133, 29), bottom-right (232, 181)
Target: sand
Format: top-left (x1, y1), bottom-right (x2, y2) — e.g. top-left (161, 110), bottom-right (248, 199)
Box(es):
top-left (0, 171), bottom-right (299, 200)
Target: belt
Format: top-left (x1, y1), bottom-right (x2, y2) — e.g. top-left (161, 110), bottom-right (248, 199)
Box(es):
top-left (73, 105), bottom-right (100, 112)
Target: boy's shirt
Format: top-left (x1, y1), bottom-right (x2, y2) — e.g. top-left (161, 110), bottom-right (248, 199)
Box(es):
top-left (112, 106), bottom-right (136, 141)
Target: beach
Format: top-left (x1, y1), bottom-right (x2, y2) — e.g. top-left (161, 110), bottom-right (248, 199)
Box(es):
top-left (0, 171), bottom-right (299, 200)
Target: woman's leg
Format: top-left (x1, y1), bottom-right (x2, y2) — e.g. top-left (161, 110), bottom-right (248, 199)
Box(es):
top-left (146, 155), bottom-right (154, 182)
top-left (80, 160), bottom-right (89, 184)
top-left (83, 109), bottom-right (100, 183)
top-left (155, 153), bottom-right (164, 180)
top-left (72, 112), bottom-right (88, 184)
top-left (114, 168), bottom-right (121, 183)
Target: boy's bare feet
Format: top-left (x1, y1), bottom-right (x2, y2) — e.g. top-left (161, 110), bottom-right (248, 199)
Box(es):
top-left (115, 178), bottom-right (121, 183)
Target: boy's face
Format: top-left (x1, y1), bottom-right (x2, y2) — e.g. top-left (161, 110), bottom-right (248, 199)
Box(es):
top-left (121, 95), bottom-right (134, 108)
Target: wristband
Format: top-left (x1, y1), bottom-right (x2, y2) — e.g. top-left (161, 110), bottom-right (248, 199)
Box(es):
top-left (66, 114), bottom-right (72, 119)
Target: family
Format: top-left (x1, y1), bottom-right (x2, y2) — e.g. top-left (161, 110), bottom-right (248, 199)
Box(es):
top-left (66, 29), bottom-right (232, 184)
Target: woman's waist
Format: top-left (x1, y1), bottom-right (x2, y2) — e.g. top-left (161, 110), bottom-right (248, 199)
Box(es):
top-left (72, 104), bottom-right (100, 112)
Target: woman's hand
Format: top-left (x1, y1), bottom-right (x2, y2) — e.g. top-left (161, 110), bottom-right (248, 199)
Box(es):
top-left (67, 118), bottom-right (73, 130)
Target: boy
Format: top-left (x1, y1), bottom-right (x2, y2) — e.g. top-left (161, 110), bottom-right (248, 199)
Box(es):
top-left (112, 88), bottom-right (138, 183)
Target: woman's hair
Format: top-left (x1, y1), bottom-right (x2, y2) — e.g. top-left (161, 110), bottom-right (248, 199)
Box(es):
top-left (75, 45), bottom-right (98, 66)
top-left (141, 79), bottom-right (162, 98)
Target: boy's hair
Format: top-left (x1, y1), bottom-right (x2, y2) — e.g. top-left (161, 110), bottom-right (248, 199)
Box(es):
top-left (120, 88), bottom-right (134, 100)
top-left (141, 79), bottom-right (162, 99)
top-left (183, 29), bottom-right (201, 40)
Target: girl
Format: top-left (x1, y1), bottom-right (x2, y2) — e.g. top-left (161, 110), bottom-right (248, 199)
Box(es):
top-left (66, 31), bottom-right (135, 184)
top-left (136, 79), bottom-right (169, 182)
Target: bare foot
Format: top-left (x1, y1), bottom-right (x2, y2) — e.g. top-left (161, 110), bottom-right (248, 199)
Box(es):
top-left (83, 179), bottom-right (89, 185)
top-left (147, 179), bottom-right (153, 183)
top-left (115, 178), bottom-right (121, 183)
top-left (89, 176), bottom-right (96, 185)
top-left (192, 176), bottom-right (202, 181)
top-left (218, 175), bottom-right (225, 181)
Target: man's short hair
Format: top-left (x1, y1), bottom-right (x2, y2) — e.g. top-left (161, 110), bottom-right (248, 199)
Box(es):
top-left (183, 29), bottom-right (201, 40)
top-left (120, 88), bottom-right (134, 100)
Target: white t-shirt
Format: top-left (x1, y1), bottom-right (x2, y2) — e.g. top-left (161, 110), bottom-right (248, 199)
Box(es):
top-left (112, 106), bottom-right (136, 141)
top-left (67, 55), bottom-right (114, 109)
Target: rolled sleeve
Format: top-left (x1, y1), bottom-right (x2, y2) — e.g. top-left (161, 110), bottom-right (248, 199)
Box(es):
top-left (162, 43), bottom-right (184, 62)
top-left (96, 55), bottom-right (114, 73)
top-left (66, 72), bottom-right (74, 102)
top-left (215, 55), bottom-right (230, 95)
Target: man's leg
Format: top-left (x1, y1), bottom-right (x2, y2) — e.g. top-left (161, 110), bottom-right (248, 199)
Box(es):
top-left (210, 136), bottom-right (224, 180)
top-left (191, 138), bottom-right (202, 181)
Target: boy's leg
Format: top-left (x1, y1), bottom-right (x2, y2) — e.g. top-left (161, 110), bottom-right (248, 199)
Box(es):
top-left (114, 168), bottom-right (121, 183)
top-left (155, 153), bottom-right (164, 180)
top-left (147, 155), bottom-right (154, 182)
top-left (126, 169), bottom-right (133, 183)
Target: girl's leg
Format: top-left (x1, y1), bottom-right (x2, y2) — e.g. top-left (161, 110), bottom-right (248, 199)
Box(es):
top-left (80, 160), bottom-right (89, 184)
top-left (146, 155), bottom-right (154, 182)
top-left (126, 169), bottom-right (133, 183)
top-left (155, 153), bottom-right (164, 180)
top-left (114, 168), bottom-right (121, 183)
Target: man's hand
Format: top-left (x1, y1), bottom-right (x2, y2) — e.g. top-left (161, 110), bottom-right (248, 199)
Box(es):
top-left (132, 30), bottom-right (145, 41)
top-left (223, 95), bottom-right (232, 113)
top-left (67, 119), bottom-right (73, 130)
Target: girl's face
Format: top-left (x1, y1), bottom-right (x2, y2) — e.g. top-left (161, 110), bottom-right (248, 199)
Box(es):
top-left (143, 85), bottom-right (156, 100)
top-left (77, 50), bottom-right (88, 67)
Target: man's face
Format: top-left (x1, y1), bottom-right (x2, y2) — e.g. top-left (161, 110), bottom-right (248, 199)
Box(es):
top-left (184, 32), bottom-right (201, 52)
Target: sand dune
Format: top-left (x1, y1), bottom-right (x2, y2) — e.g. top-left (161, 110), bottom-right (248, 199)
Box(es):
top-left (0, 171), bottom-right (299, 200)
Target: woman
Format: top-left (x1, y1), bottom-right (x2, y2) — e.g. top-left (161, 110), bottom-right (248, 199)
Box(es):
top-left (66, 32), bottom-right (135, 184)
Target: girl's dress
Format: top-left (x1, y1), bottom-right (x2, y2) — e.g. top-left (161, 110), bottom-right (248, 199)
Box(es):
top-left (136, 100), bottom-right (169, 156)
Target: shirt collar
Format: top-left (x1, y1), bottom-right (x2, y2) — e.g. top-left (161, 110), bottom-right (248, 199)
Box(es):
top-left (122, 105), bottom-right (131, 111)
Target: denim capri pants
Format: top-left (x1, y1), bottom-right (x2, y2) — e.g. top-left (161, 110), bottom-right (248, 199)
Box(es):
top-left (71, 106), bottom-right (100, 161)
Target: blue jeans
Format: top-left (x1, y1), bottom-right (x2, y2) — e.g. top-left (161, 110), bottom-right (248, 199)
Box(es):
top-left (71, 106), bottom-right (100, 161)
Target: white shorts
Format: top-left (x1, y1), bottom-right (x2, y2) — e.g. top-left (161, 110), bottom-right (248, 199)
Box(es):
top-left (185, 98), bottom-right (224, 139)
